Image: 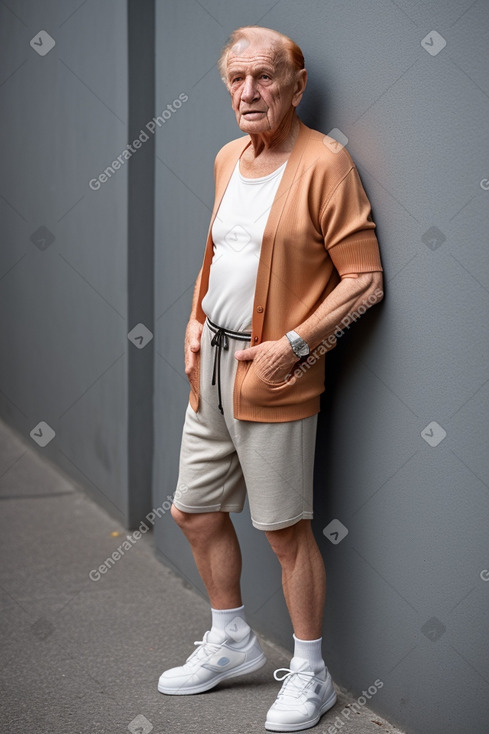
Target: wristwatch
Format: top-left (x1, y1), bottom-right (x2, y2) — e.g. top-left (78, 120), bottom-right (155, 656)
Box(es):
top-left (285, 330), bottom-right (310, 358)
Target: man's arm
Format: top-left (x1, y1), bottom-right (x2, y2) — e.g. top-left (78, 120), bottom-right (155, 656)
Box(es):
top-left (293, 270), bottom-right (383, 350)
top-left (185, 267), bottom-right (204, 383)
top-left (235, 271), bottom-right (383, 383)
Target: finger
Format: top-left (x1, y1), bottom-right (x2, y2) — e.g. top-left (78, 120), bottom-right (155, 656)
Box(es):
top-left (235, 348), bottom-right (256, 361)
top-left (185, 351), bottom-right (196, 374)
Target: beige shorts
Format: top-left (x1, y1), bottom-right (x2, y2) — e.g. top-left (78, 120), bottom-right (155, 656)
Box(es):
top-left (173, 320), bottom-right (318, 531)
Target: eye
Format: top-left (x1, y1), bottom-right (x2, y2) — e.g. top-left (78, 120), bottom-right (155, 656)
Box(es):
top-left (260, 73), bottom-right (271, 80)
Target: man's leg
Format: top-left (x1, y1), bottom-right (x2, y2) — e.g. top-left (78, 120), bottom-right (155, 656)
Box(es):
top-left (264, 519), bottom-right (336, 732)
top-left (158, 507), bottom-right (266, 695)
top-left (170, 506), bottom-right (242, 608)
top-left (265, 519), bottom-right (326, 640)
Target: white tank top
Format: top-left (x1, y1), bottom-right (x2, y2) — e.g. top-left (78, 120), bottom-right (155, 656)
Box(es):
top-left (201, 158), bottom-right (287, 332)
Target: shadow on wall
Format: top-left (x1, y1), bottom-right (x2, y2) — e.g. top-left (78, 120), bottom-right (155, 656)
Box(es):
top-left (299, 70), bottom-right (330, 132)
top-left (313, 302), bottom-right (386, 517)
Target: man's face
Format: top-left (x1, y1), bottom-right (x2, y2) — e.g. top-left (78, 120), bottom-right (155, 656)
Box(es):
top-left (225, 36), bottom-right (300, 135)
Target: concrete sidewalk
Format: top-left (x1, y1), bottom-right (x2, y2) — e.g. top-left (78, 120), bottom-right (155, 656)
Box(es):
top-left (0, 418), bottom-right (406, 734)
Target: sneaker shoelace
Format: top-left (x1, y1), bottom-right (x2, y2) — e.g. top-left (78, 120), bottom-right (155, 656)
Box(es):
top-left (273, 668), bottom-right (318, 700)
top-left (184, 634), bottom-right (223, 668)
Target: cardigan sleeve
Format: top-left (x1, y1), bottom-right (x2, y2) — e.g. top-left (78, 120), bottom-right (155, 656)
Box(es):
top-left (320, 166), bottom-right (383, 276)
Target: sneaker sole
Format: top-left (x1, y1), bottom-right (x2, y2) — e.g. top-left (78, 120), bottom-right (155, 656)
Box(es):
top-left (265, 689), bottom-right (337, 732)
top-left (158, 652), bottom-right (267, 695)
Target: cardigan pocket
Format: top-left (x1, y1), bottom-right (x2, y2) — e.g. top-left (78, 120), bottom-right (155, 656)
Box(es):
top-left (237, 355), bottom-right (327, 415)
top-left (240, 360), bottom-right (298, 408)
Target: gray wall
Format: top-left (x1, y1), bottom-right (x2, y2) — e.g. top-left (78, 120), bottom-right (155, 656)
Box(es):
top-left (1, 2), bottom-right (487, 732)
top-left (153, 2), bottom-right (489, 733)
top-left (0, 0), bottom-right (154, 527)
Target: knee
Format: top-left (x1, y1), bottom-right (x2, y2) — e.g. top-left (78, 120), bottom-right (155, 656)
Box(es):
top-left (170, 505), bottom-right (226, 542)
top-left (265, 525), bottom-right (299, 563)
top-left (265, 520), bottom-right (312, 563)
top-left (171, 504), bottom-right (203, 532)
top-left (170, 504), bottom-right (188, 527)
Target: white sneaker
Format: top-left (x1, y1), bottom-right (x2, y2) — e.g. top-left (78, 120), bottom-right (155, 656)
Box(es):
top-left (265, 658), bottom-right (337, 731)
top-left (158, 617), bottom-right (266, 695)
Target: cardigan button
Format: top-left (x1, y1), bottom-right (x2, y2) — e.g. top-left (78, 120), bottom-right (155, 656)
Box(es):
top-left (253, 336), bottom-right (259, 342)
top-left (256, 306), bottom-right (264, 313)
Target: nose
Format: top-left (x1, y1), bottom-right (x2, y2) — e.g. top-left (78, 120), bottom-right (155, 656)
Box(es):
top-left (240, 75), bottom-right (260, 104)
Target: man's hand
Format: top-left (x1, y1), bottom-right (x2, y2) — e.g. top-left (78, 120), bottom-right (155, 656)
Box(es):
top-left (185, 319), bottom-right (203, 385)
top-left (235, 336), bottom-right (298, 383)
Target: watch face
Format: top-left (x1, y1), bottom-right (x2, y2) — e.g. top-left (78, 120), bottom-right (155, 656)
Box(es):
top-left (293, 338), bottom-right (308, 358)
top-left (287, 331), bottom-right (309, 358)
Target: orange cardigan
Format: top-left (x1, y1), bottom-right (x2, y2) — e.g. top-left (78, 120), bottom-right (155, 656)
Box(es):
top-left (189, 120), bottom-right (383, 422)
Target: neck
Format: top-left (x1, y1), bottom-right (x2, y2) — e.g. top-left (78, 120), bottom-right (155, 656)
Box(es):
top-left (248, 111), bottom-right (300, 158)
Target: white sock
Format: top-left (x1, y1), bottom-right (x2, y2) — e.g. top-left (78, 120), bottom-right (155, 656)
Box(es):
top-left (292, 634), bottom-right (325, 675)
top-left (208, 605), bottom-right (248, 644)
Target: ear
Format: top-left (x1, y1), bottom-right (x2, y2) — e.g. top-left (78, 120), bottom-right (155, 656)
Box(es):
top-left (292, 68), bottom-right (307, 107)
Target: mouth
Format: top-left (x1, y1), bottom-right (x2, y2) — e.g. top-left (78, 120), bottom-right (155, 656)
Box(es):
top-left (241, 110), bottom-right (266, 118)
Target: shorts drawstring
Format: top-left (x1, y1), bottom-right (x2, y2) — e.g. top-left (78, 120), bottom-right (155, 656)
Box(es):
top-left (210, 327), bottom-right (228, 414)
top-left (207, 318), bottom-right (251, 414)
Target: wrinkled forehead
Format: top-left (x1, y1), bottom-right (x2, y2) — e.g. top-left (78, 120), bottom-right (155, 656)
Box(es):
top-left (226, 35), bottom-right (289, 73)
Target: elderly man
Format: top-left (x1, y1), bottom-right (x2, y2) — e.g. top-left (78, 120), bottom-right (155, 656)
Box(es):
top-left (158, 26), bottom-right (383, 732)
